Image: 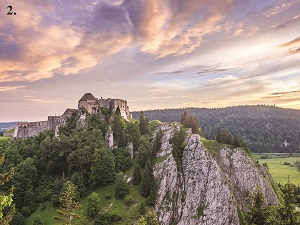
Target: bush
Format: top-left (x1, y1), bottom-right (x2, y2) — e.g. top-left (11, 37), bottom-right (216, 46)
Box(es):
top-left (283, 162), bottom-right (291, 165)
top-left (33, 216), bottom-right (44, 225)
top-left (11, 212), bottom-right (26, 225)
top-left (95, 212), bottom-right (122, 225)
top-left (105, 195), bottom-right (112, 200)
top-left (51, 194), bottom-right (60, 207)
top-left (115, 173), bottom-right (129, 199)
top-left (87, 192), bottom-right (101, 219)
top-left (260, 155), bottom-right (271, 159)
top-left (124, 195), bottom-right (134, 206)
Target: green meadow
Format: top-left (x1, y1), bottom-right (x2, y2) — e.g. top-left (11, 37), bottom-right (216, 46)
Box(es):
top-left (0, 136), bottom-right (10, 142)
top-left (253, 153), bottom-right (300, 185)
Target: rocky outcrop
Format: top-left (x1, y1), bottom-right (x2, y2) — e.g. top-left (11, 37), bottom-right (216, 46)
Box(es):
top-left (105, 126), bottom-right (114, 149)
top-left (153, 124), bottom-right (278, 225)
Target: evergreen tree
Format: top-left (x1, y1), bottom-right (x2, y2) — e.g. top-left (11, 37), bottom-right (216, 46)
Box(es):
top-left (147, 183), bottom-right (156, 206)
top-left (221, 130), bottom-right (232, 145)
top-left (215, 128), bottom-right (222, 143)
top-left (132, 165), bottom-right (142, 185)
top-left (112, 113), bottom-right (124, 146)
top-left (87, 192), bottom-right (101, 219)
top-left (139, 112), bottom-right (150, 135)
top-left (113, 147), bottom-right (132, 172)
top-left (90, 147), bottom-right (117, 187)
top-left (0, 154), bottom-right (15, 225)
top-left (141, 160), bottom-right (154, 197)
top-left (139, 202), bottom-right (146, 215)
top-left (152, 129), bottom-right (163, 156)
top-left (128, 121), bottom-right (141, 154)
top-left (172, 127), bottom-right (186, 166)
top-left (180, 111), bottom-right (200, 134)
top-left (138, 211), bottom-right (159, 225)
top-left (232, 135), bottom-right (241, 147)
top-left (277, 177), bottom-right (300, 225)
top-left (137, 136), bottom-right (152, 168)
top-left (33, 216), bottom-right (44, 225)
top-left (245, 186), bottom-right (272, 225)
top-left (114, 173), bottom-right (129, 199)
top-left (55, 181), bottom-right (81, 225)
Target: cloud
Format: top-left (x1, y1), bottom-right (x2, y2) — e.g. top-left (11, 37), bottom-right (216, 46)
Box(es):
top-left (279, 37), bottom-right (300, 48)
top-left (0, 0), bottom-right (299, 85)
top-left (270, 89), bottom-right (300, 96)
top-left (264, 2), bottom-right (293, 18)
top-left (0, 86), bottom-right (24, 92)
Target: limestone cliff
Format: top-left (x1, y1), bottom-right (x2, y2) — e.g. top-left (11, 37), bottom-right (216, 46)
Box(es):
top-left (153, 124), bottom-right (278, 225)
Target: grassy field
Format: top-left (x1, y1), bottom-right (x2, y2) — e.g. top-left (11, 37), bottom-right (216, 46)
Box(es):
top-left (253, 153), bottom-right (300, 185)
top-left (0, 136), bottom-right (10, 142)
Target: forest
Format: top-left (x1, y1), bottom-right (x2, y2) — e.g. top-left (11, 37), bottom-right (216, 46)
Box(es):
top-left (0, 110), bottom-right (163, 224)
top-left (132, 105), bottom-right (300, 153)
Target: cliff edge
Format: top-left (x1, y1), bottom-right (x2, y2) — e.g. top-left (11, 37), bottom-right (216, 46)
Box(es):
top-left (153, 123), bottom-right (278, 225)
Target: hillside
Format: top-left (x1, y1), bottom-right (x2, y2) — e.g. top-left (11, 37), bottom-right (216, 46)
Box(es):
top-left (0, 122), bottom-right (17, 133)
top-left (0, 109), bottom-right (280, 225)
top-left (132, 105), bottom-right (300, 153)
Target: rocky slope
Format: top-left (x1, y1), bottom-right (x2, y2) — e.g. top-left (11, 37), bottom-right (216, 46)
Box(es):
top-left (153, 123), bottom-right (278, 225)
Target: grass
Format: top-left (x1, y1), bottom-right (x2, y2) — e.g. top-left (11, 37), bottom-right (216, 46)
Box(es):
top-left (26, 201), bottom-right (58, 225)
top-left (26, 160), bottom-right (146, 225)
top-left (253, 153), bottom-right (300, 185)
top-left (155, 153), bottom-right (171, 164)
top-left (26, 182), bottom-right (145, 225)
top-left (5, 128), bottom-right (15, 133)
top-left (201, 137), bottom-right (231, 159)
top-left (0, 136), bottom-right (10, 142)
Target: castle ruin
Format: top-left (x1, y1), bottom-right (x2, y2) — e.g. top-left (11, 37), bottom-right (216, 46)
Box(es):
top-left (13, 93), bottom-right (131, 139)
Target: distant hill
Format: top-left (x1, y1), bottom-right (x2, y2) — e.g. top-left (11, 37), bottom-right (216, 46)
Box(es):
top-left (0, 122), bottom-right (17, 133)
top-left (132, 105), bottom-right (300, 153)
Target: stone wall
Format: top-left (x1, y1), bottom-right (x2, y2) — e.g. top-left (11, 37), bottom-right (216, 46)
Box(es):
top-left (3, 131), bottom-right (13, 137)
top-left (13, 121), bottom-right (48, 139)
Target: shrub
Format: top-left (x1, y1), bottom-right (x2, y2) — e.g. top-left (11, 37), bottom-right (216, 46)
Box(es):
top-left (95, 212), bottom-right (122, 225)
top-left (51, 194), bottom-right (60, 207)
top-left (260, 155), bottom-right (270, 159)
top-left (124, 195), bottom-right (134, 206)
top-left (283, 162), bottom-right (291, 165)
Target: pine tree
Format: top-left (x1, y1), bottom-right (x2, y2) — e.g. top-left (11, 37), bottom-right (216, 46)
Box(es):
top-left (245, 185), bottom-right (272, 225)
top-left (55, 181), bottom-right (81, 224)
top-left (132, 165), bottom-right (142, 185)
top-left (172, 127), bottom-right (186, 165)
top-left (0, 154), bottom-right (15, 225)
top-left (152, 129), bottom-right (163, 156)
top-left (215, 128), bottom-right (222, 143)
top-left (137, 136), bottom-right (152, 168)
top-left (128, 121), bottom-right (141, 153)
top-left (277, 177), bottom-right (300, 225)
top-left (90, 147), bottom-right (116, 187)
top-left (141, 161), bottom-right (154, 197)
top-left (232, 135), bottom-right (241, 147)
top-left (139, 201), bottom-right (146, 215)
top-left (112, 114), bottom-right (124, 146)
top-left (138, 211), bottom-right (159, 225)
top-left (147, 183), bottom-right (156, 206)
top-left (87, 192), bottom-right (101, 219)
top-left (114, 173), bottom-right (129, 199)
top-left (139, 112), bottom-right (150, 135)
top-left (180, 111), bottom-right (200, 134)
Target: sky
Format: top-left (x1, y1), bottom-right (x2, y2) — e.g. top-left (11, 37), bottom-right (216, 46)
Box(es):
top-left (0, 0), bottom-right (300, 121)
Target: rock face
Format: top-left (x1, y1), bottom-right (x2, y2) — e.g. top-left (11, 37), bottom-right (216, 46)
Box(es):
top-left (105, 126), bottom-right (114, 149)
top-left (154, 124), bottom-right (278, 225)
